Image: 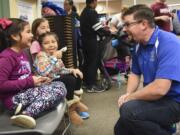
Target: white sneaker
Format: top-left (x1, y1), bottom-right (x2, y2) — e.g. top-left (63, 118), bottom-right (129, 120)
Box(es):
top-left (15, 103), bottom-right (22, 115)
top-left (11, 114), bottom-right (36, 129)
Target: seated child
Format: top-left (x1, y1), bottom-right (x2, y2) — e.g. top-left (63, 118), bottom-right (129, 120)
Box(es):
top-left (34, 32), bottom-right (89, 125)
top-left (30, 18), bottom-right (89, 124)
top-left (0, 18), bottom-right (67, 129)
top-left (30, 18), bottom-right (50, 60)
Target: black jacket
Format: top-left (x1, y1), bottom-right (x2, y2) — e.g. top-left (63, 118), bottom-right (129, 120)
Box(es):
top-left (80, 6), bottom-right (110, 39)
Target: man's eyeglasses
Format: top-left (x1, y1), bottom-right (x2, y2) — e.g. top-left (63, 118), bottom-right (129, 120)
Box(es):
top-left (122, 20), bottom-right (142, 28)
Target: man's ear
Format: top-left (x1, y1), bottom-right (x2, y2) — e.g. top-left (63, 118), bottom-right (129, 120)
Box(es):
top-left (10, 34), bottom-right (20, 41)
top-left (141, 20), bottom-right (148, 31)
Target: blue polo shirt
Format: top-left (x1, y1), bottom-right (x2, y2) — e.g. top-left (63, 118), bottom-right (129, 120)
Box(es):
top-left (132, 27), bottom-right (180, 102)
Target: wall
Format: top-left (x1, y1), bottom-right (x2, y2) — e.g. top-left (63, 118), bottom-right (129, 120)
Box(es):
top-left (77, 0), bottom-right (180, 16)
top-left (9, 0), bottom-right (41, 24)
top-left (3, 0), bottom-right (179, 21)
top-left (77, 1), bottom-right (122, 15)
top-left (122, 0), bottom-right (180, 9)
top-left (0, 0), bottom-right (10, 18)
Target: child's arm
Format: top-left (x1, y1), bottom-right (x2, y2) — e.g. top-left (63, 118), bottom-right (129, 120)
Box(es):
top-left (0, 58), bottom-right (34, 93)
top-left (52, 47), bottom-right (67, 59)
top-left (59, 67), bottom-right (72, 75)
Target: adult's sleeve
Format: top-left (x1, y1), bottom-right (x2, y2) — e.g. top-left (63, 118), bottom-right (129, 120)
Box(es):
top-left (90, 10), bottom-right (111, 37)
top-left (156, 39), bottom-right (180, 81)
top-left (0, 57), bottom-right (34, 93)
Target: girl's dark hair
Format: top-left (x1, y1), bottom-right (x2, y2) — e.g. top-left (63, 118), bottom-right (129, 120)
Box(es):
top-left (65, 0), bottom-right (74, 6)
top-left (38, 32), bottom-right (59, 47)
top-left (86, 0), bottom-right (94, 5)
top-left (72, 5), bottom-right (77, 12)
top-left (32, 18), bottom-right (48, 39)
top-left (0, 18), bottom-right (28, 53)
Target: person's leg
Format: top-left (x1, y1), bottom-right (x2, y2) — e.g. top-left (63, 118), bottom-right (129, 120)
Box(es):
top-left (12, 87), bottom-right (42, 111)
top-left (11, 85), bottom-right (57, 128)
top-left (75, 76), bottom-right (82, 90)
top-left (82, 39), bottom-right (88, 85)
top-left (115, 98), bottom-right (180, 135)
top-left (55, 74), bottom-right (76, 100)
top-left (77, 48), bottom-right (84, 71)
top-left (10, 81), bottom-right (66, 128)
top-left (54, 75), bottom-right (84, 124)
top-left (114, 117), bottom-right (133, 135)
top-left (82, 38), bottom-right (98, 86)
top-left (23, 81), bottom-right (66, 118)
top-left (74, 76), bottom-right (84, 96)
top-left (10, 87), bottom-right (41, 128)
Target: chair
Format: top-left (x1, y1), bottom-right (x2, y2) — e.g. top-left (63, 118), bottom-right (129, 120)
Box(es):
top-left (0, 100), bottom-right (71, 135)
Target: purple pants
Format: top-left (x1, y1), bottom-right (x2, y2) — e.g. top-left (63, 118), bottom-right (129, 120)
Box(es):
top-left (12, 81), bottom-right (66, 118)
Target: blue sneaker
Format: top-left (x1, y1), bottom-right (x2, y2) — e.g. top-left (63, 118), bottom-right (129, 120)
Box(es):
top-left (79, 112), bottom-right (90, 119)
top-left (170, 124), bottom-right (176, 134)
top-left (165, 124), bottom-right (177, 134)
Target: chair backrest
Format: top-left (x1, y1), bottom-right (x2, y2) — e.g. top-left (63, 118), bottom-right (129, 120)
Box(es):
top-left (45, 15), bottom-right (77, 68)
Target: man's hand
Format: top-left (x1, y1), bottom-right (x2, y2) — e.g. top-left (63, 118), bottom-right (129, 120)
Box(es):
top-left (118, 93), bottom-right (131, 108)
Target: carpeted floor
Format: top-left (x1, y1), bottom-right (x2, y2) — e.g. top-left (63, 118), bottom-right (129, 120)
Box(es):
top-left (71, 83), bottom-right (126, 135)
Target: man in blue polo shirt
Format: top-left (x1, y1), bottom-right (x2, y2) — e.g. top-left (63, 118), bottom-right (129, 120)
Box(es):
top-left (114, 4), bottom-right (180, 135)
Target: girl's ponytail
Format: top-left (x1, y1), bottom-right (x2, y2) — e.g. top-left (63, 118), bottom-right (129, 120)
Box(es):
top-left (0, 18), bottom-right (12, 53)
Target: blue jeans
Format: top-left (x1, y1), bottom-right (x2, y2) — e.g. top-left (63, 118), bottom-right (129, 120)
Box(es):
top-left (114, 98), bottom-right (180, 135)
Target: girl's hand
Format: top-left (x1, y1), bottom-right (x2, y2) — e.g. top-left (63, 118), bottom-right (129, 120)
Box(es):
top-left (53, 50), bottom-right (62, 59)
top-left (71, 69), bottom-right (83, 79)
top-left (32, 76), bottom-right (52, 86)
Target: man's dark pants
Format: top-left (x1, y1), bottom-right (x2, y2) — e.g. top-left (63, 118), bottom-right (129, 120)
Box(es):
top-left (114, 98), bottom-right (180, 135)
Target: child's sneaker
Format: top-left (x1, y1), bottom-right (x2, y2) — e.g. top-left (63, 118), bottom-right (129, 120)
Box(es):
top-left (11, 114), bottom-right (36, 129)
top-left (14, 103), bottom-right (22, 115)
top-left (169, 124), bottom-right (177, 134)
top-left (79, 112), bottom-right (90, 119)
top-left (76, 102), bottom-right (88, 112)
